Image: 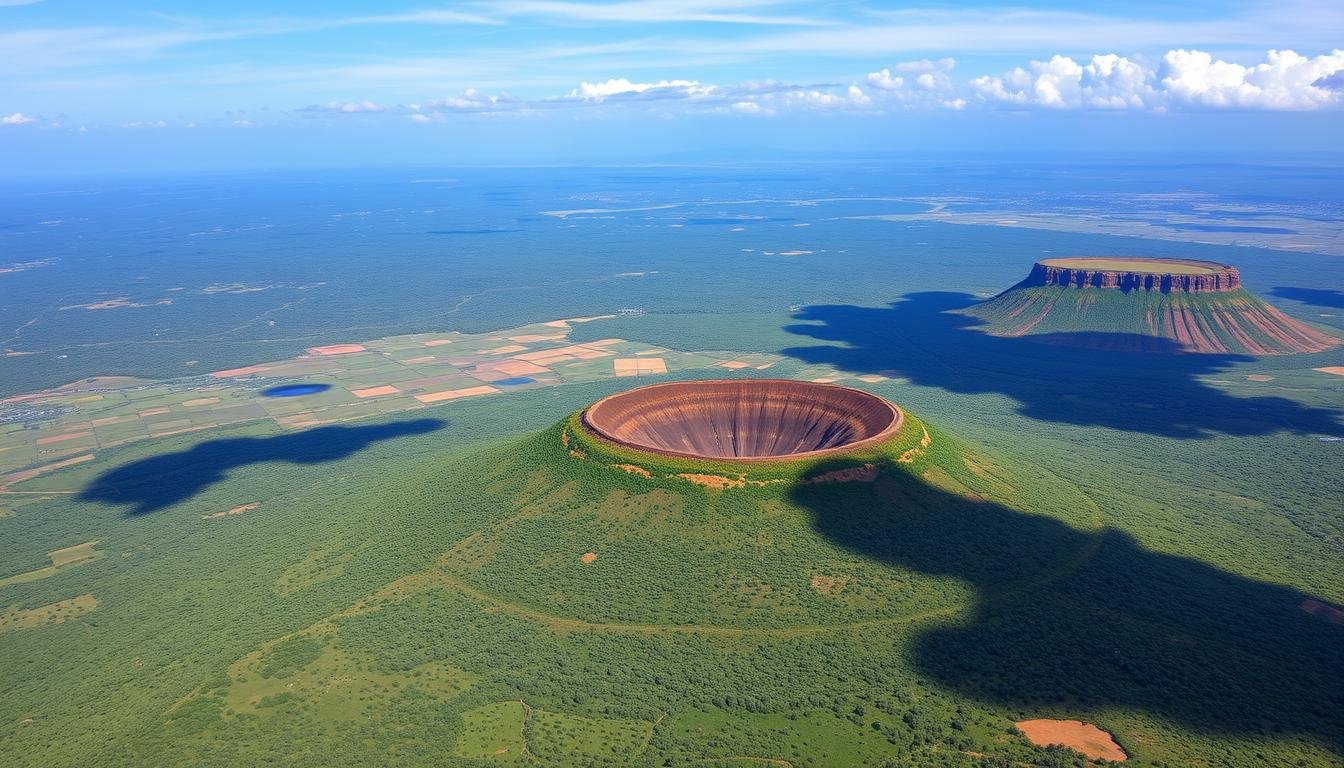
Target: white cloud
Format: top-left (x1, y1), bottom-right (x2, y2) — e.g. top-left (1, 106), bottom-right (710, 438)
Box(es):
top-left (293, 48), bottom-right (1344, 124)
top-left (865, 69), bottom-right (903, 91)
top-left (1, 111), bottom-right (36, 124)
top-left (864, 58), bottom-right (961, 108)
top-left (972, 49), bottom-right (1342, 110)
top-left (1162, 48), bottom-right (1344, 109)
top-left (564, 78), bottom-right (715, 102)
top-left (232, 119), bottom-right (253, 127)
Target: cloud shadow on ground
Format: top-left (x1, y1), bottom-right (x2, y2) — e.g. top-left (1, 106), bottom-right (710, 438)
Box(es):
top-left (782, 291), bottom-right (1342, 439)
top-left (791, 461), bottom-right (1344, 755)
top-left (79, 418), bottom-right (444, 515)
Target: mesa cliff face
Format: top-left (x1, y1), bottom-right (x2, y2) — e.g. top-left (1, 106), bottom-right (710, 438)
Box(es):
top-left (962, 258), bottom-right (1341, 355)
top-left (1019, 259), bottom-right (1241, 293)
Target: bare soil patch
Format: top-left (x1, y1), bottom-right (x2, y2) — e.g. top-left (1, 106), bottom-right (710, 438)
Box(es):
top-left (615, 464), bottom-right (651, 478)
top-left (1016, 719), bottom-right (1127, 762)
top-left (489, 359), bottom-right (550, 376)
top-left (810, 574), bottom-right (849, 595)
top-left (35, 431), bottom-right (93, 446)
top-left (211, 364), bottom-right (271, 378)
top-left (678, 473), bottom-right (746, 490)
top-left (614, 358), bottom-right (668, 376)
top-left (350, 385), bottom-right (401, 398)
top-left (580, 552), bottom-right (598, 564)
top-left (414, 385), bottom-right (499, 404)
top-left (204, 502), bottom-right (259, 520)
top-left (307, 343), bottom-right (366, 356)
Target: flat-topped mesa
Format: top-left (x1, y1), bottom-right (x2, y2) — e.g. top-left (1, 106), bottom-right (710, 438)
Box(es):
top-left (1025, 257), bottom-right (1240, 294)
top-left (962, 257), bottom-right (1342, 355)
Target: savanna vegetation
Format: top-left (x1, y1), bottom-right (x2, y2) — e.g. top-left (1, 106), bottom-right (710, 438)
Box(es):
top-left (2, 370), bottom-right (1340, 767)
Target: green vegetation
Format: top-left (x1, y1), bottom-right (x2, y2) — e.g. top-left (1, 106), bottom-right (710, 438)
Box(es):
top-left (0, 369), bottom-right (1340, 767)
top-left (457, 701), bottom-right (528, 758)
top-left (959, 284), bottom-right (1338, 354)
top-left (0, 540), bottom-right (101, 588)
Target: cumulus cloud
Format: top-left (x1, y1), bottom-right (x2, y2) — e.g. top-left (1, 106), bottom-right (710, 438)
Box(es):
top-left (864, 58), bottom-right (962, 109)
top-left (971, 54), bottom-right (1156, 109)
top-left (866, 68), bottom-right (904, 91)
top-left (1, 111), bottom-right (36, 125)
top-left (973, 49), bottom-right (1344, 110)
top-left (291, 48), bottom-right (1344, 123)
top-left (1162, 48), bottom-right (1344, 109)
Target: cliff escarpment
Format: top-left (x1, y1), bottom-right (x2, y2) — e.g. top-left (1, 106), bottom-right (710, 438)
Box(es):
top-left (1020, 258), bottom-right (1241, 293)
top-left (962, 258), bottom-right (1340, 355)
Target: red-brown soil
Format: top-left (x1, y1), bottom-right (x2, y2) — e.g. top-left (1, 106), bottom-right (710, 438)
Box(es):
top-left (583, 380), bottom-right (902, 461)
top-left (1016, 719), bottom-right (1127, 761)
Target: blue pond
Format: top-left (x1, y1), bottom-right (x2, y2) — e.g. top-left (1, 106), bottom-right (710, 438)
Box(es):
top-left (262, 383), bottom-right (332, 398)
top-left (494, 377), bottom-right (536, 386)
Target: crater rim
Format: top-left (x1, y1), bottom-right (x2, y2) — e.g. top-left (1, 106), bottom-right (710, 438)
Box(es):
top-left (581, 378), bottom-right (904, 462)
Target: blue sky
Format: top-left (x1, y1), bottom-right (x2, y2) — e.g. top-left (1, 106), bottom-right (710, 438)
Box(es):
top-left (1, 1), bottom-right (1342, 172)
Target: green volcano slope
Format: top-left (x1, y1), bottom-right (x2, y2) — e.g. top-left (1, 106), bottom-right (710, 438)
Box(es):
top-left (5, 385), bottom-right (1343, 767)
top-left (960, 258), bottom-right (1340, 355)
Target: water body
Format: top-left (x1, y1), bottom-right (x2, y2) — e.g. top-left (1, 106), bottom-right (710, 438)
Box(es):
top-left (261, 383), bottom-right (332, 398)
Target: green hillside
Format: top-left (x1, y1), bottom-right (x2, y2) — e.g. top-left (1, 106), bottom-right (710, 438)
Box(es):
top-left (4, 390), bottom-right (1340, 767)
top-left (959, 285), bottom-right (1339, 354)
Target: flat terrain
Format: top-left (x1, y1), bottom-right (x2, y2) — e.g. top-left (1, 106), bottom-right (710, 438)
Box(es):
top-left (1037, 257), bottom-right (1224, 274)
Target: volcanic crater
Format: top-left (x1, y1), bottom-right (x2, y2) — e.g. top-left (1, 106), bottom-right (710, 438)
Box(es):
top-left (581, 379), bottom-right (903, 461)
